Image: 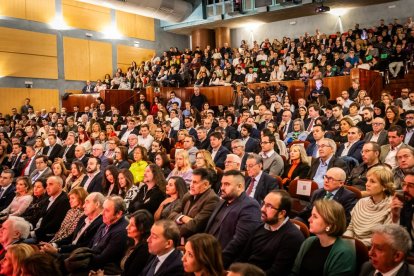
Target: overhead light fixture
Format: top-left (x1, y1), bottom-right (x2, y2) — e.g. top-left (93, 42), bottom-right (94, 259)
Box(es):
top-left (315, 4), bottom-right (330, 13)
top-left (328, 8), bottom-right (350, 17)
top-left (49, 14), bottom-right (70, 30)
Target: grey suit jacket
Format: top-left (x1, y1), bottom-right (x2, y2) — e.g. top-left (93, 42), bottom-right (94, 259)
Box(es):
top-left (29, 167), bottom-right (52, 182)
top-left (359, 262), bottom-right (414, 276)
top-left (380, 143), bottom-right (406, 164)
top-left (364, 130), bottom-right (388, 146)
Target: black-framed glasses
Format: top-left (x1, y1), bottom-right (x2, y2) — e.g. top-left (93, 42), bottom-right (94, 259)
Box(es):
top-left (323, 175), bottom-right (342, 182)
top-left (261, 202), bottom-right (280, 211)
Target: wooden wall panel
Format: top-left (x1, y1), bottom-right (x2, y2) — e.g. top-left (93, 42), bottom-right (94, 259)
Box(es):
top-left (0, 27), bottom-right (57, 57)
top-left (26, 0), bottom-right (55, 23)
top-left (0, 0), bottom-right (26, 19)
top-left (62, 0), bottom-right (111, 32)
top-left (89, 41), bottom-right (112, 81)
top-left (0, 88), bottom-right (59, 113)
top-left (117, 45), bottom-right (155, 70)
top-left (0, 52), bottom-right (57, 79)
top-left (136, 15), bottom-right (155, 41)
top-left (116, 11), bottom-right (155, 41)
top-left (63, 37), bottom-right (90, 81)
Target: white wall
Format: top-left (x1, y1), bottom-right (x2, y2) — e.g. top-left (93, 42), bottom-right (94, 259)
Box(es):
top-left (231, 0), bottom-right (413, 47)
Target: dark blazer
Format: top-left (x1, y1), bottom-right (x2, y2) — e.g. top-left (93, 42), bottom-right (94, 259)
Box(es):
top-left (245, 172), bottom-right (278, 205)
top-left (167, 129), bottom-right (178, 140)
top-left (114, 160), bottom-right (130, 170)
top-left (140, 249), bottom-right (184, 276)
top-left (57, 214), bottom-right (103, 253)
top-left (363, 130), bottom-right (388, 146)
top-left (205, 192), bottom-right (262, 268)
top-left (58, 144), bottom-right (76, 169)
top-left (279, 121), bottom-right (294, 140)
top-left (306, 142), bottom-right (318, 157)
top-left (212, 145), bottom-right (230, 170)
top-left (8, 153), bottom-right (24, 176)
top-left (170, 188), bottom-right (219, 238)
top-left (282, 162), bottom-right (311, 180)
top-left (307, 155), bottom-right (349, 179)
top-left (196, 138), bottom-right (210, 150)
top-left (335, 140), bottom-right (364, 163)
top-left (296, 186), bottom-right (358, 225)
top-left (225, 126), bottom-right (239, 140)
top-left (35, 192), bottom-right (70, 242)
top-left (186, 128), bottom-right (198, 140)
top-left (359, 262), bottom-right (414, 276)
top-left (42, 144), bottom-right (63, 162)
top-left (407, 133), bottom-right (414, 147)
top-left (90, 217), bottom-right (128, 274)
top-left (73, 156), bottom-right (89, 168)
top-left (81, 172), bottom-right (104, 193)
top-left (122, 241), bottom-right (150, 276)
top-left (16, 156), bottom-right (37, 176)
top-left (400, 201), bottom-right (414, 251)
top-left (0, 185), bottom-right (16, 212)
top-left (118, 127), bottom-right (140, 140)
top-left (244, 137), bottom-right (261, 154)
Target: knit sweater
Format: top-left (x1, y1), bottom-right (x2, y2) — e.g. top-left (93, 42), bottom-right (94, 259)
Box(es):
top-left (344, 196), bottom-right (392, 246)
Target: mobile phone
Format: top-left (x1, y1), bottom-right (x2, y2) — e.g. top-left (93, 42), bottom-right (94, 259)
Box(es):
top-left (395, 190), bottom-right (405, 202)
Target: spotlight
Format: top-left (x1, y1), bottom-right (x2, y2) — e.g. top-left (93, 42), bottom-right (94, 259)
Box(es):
top-left (315, 5), bottom-right (330, 13)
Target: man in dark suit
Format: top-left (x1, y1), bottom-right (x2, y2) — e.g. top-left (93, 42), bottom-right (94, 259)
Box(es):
top-left (31, 176), bottom-right (70, 242)
top-left (231, 139), bottom-right (248, 172)
top-left (162, 121), bottom-right (177, 141)
top-left (184, 117), bottom-right (198, 139)
top-left (306, 124), bottom-right (326, 158)
top-left (196, 126), bottom-right (210, 150)
top-left (308, 78), bottom-right (331, 102)
top-left (57, 131), bottom-right (77, 169)
top-left (359, 224), bottom-right (414, 276)
top-left (205, 170), bottom-right (261, 268)
top-left (209, 132), bottom-right (230, 170)
top-left (71, 106), bottom-right (82, 122)
top-left (40, 192), bottom-right (105, 254)
top-left (0, 170), bottom-right (16, 212)
top-left (81, 157), bottom-right (104, 193)
top-left (278, 110), bottom-right (294, 140)
top-left (404, 110), bottom-right (414, 147)
top-left (219, 117), bottom-right (238, 140)
top-left (244, 153), bottom-right (278, 204)
top-left (29, 155), bottom-right (52, 184)
top-left (391, 172), bottom-right (414, 250)
top-left (73, 145), bottom-right (89, 168)
top-left (170, 168), bottom-right (219, 238)
top-left (91, 144), bottom-right (109, 171)
top-left (304, 104), bottom-right (321, 132)
top-left (118, 119), bottom-right (140, 146)
top-left (18, 145), bottom-right (37, 177)
top-left (335, 127), bottom-right (365, 164)
top-left (140, 220), bottom-right (184, 276)
top-left (237, 190), bottom-right (305, 275)
top-left (240, 124), bottom-right (260, 154)
top-left (82, 80), bottom-right (95, 94)
top-left (364, 117), bottom-right (388, 146)
top-left (297, 167), bottom-right (357, 226)
top-left (42, 134), bottom-right (63, 162)
top-left (307, 138), bottom-right (348, 188)
top-left (7, 143), bottom-right (24, 176)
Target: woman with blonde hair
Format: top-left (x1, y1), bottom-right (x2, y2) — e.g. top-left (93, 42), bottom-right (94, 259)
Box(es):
top-left (281, 144), bottom-right (310, 187)
top-left (167, 150), bottom-right (193, 187)
top-left (174, 129), bottom-right (189, 150)
top-left (0, 244), bottom-right (36, 276)
top-left (194, 150), bottom-right (219, 192)
top-left (291, 200), bottom-right (356, 275)
top-left (344, 165), bottom-right (394, 246)
top-left (90, 122), bottom-right (101, 141)
top-left (0, 176), bottom-right (32, 219)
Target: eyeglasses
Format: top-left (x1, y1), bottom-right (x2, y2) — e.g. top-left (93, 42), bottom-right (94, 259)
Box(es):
top-left (261, 202), bottom-right (280, 211)
top-left (406, 117), bottom-right (414, 120)
top-left (246, 163), bottom-right (258, 168)
top-left (225, 161), bottom-right (238, 165)
top-left (323, 175), bottom-right (342, 182)
top-left (318, 144), bottom-right (331, 148)
top-left (260, 141), bottom-right (272, 145)
top-left (372, 123), bottom-right (383, 126)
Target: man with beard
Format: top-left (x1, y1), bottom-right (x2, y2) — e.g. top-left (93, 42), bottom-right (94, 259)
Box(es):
top-left (404, 110), bottom-right (414, 146)
top-left (237, 190), bottom-right (304, 275)
top-left (205, 170), bottom-right (261, 268)
top-left (393, 146), bottom-right (414, 189)
top-left (391, 172), bottom-right (414, 251)
top-left (356, 107), bottom-right (374, 133)
top-left (328, 104), bottom-right (344, 132)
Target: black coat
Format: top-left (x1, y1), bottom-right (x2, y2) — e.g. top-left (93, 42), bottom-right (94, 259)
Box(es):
top-left (81, 172), bottom-right (104, 193)
top-left (244, 172), bottom-right (278, 205)
top-left (140, 249), bottom-right (184, 276)
top-left (0, 185), bottom-right (16, 212)
top-left (122, 241), bottom-right (150, 276)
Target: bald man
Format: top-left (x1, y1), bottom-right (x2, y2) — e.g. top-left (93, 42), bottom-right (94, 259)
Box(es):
top-left (295, 167), bottom-right (357, 226)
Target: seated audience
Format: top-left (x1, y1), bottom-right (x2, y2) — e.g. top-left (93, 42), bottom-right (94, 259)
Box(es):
top-left (0, 216), bottom-right (31, 255)
top-left (21, 179), bottom-right (49, 228)
top-left (238, 190), bottom-right (305, 275)
top-left (344, 165), bottom-right (393, 246)
top-left (64, 161), bottom-right (86, 192)
top-left (129, 146), bottom-right (149, 184)
top-left (283, 118), bottom-right (309, 145)
top-left (167, 150), bottom-right (193, 187)
top-left (154, 176), bottom-right (188, 221)
top-left (281, 144), bottom-right (310, 187)
top-left (154, 152), bottom-right (171, 178)
top-left (182, 233), bottom-right (225, 276)
top-left (0, 176), bottom-right (32, 220)
top-left (0, 244), bottom-right (36, 276)
top-left (102, 165), bottom-right (120, 197)
top-left (360, 224), bottom-right (414, 275)
top-left (21, 252), bottom-right (63, 276)
top-left (291, 200), bottom-right (356, 275)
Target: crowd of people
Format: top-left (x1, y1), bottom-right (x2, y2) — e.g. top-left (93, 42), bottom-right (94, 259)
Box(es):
top-left (80, 16), bottom-right (413, 92)
top-left (0, 16), bottom-right (413, 276)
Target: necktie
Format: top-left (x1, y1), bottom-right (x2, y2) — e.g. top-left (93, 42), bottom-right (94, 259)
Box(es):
top-left (307, 119), bottom-right (315, 132)
top-left (246, 178), bottom-right (255, 196)
top-left (21, 158), bottom-right (31, 176)
top-left (31, 172), bottom-right (40, 182)
top-left (0, 188), bottom-right (4, 199)
top-left (325, 192), bottom-right (334, 200)
top-left (147, 257), bottom-right (160, 276)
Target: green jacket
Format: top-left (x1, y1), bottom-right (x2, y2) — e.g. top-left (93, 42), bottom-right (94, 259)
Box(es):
top-left (290, 236), bottom-right (356, 276)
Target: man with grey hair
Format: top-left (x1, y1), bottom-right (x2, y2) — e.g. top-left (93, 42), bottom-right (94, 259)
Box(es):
top-left (231, 139), bottom-right (248, 171)
top-left (225, 154), bottom-right (242, 172)
top-left (91, 143), bottom-right (109, 170)
top-left (41, 192), bottom-right (105, 254)
top-left (364, 117), bottom-right (388, 146)
top-left (307, 138), bottom-right (348, 188)
top-left (360, 224), bottom-right (414, 275)
top-left (0, 216), bottom-right (30, 253)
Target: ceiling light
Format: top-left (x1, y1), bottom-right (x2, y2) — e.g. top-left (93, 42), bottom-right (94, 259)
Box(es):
top-left (328, 8), bottom-right (349, 17)
top-left (49, 14), bottom-right (70, 30)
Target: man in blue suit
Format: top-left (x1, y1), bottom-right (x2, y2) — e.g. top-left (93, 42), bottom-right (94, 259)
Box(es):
top-left (0, 169), bottom-right (16, 212)
top-left (335, 126), bottom-right (364, 164)
top-left (205, 170), bottom-right (262, 268)
top-left (209, 132), bottom-right (230, 169)
top-left (140, 220), bottom-right (184, 276)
